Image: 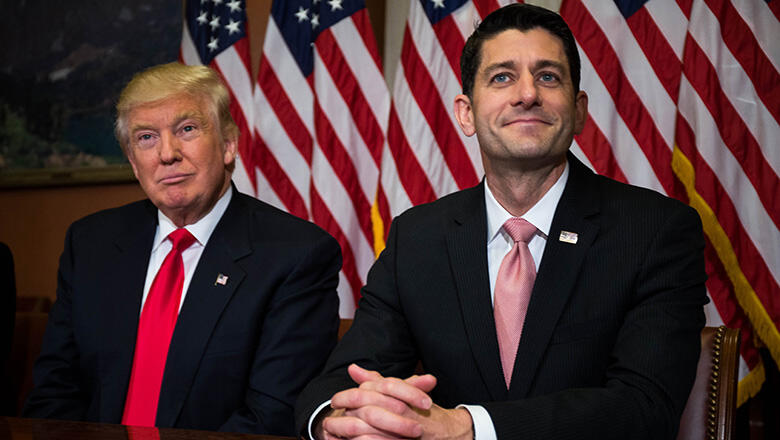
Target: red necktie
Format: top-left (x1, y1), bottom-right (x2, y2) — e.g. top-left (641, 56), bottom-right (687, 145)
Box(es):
top-left (494, 218), bottom-right (537, 388)
top-left (122, 228), bottom-right (196, 426)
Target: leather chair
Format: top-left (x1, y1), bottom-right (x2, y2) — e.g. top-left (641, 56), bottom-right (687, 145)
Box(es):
top-left (677, 326), bottom-right (741, 440)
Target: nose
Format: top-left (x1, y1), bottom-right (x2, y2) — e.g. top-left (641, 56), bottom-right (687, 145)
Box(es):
top-left (158, 132), bottom-right (182, 164)
top-left (511, 72), bottom-right (539, 109)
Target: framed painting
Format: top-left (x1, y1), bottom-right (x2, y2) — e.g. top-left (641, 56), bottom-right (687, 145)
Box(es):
top-left (0, 1), bottom-right (181, 187)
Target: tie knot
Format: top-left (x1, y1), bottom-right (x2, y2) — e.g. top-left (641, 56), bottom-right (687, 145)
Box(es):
top-left (168, 228), bottom-right (196, 252)
top-left (503, 218), bottom-right (536, 243)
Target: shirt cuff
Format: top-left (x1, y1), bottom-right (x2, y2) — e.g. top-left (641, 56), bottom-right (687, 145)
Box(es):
top-left (307, 399), bottom-right (332, 440)
top-left (458, 404), bottom-right (497, 440)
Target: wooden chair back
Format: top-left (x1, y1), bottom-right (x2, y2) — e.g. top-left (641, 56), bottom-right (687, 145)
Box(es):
top-left (677, 326), bottom-right (740, 440)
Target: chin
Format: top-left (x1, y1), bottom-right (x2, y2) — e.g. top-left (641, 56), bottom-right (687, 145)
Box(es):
top-left (156, 191), bottom-right (193, 210)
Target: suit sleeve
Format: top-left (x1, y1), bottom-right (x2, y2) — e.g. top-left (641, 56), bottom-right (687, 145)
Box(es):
top-left (482, 204), bottom-right (707, 439)
top-left (219, 230), bottom-right (342, 436)
top-left (23, 225), bottom-right (89, 420)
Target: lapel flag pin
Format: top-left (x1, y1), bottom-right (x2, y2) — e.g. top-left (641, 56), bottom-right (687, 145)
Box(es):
top-left (559, 231), bottom-right (578, 244)
top-left (215, 273), bottom-right (229, 286)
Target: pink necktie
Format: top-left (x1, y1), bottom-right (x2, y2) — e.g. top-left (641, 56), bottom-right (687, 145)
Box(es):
top-left (122, 228), bottom-right (196, 427)
top-left (494, 218), bottom-right (537, 388)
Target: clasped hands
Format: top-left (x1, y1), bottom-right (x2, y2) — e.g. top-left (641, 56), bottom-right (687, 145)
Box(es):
top-left (317, 364), bottom-right (473, 440)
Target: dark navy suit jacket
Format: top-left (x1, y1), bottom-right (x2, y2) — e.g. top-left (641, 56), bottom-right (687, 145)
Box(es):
top-left (25, 187), bottom-right (341, 436)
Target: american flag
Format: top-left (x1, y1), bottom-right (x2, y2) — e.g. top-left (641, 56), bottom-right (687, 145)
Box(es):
top-left (251, 0), bottom-right (388, 317)
top-left (560, 0), bottom-right (779, 404)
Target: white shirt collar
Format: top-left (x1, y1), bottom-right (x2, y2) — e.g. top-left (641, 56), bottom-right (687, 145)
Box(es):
top-left (485, 161), bottom-right (569, 243)
top-left (152, 185), bottom-right (234, 251)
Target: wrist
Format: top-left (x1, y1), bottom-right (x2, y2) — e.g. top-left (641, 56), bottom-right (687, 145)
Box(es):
top-left (454, 407), bottom-right (474, 440)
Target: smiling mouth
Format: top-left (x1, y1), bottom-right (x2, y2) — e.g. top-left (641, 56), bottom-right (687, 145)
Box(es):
top-left (504, 117), bottom-right (550, 127)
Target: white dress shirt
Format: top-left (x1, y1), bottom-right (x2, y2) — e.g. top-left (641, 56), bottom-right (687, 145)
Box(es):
top-left (139, 186), bottom-right (233, 313)
top-left (462, 162), bottom-right (569, 440)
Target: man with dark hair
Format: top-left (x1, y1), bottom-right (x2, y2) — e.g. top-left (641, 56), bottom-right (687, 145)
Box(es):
top-left (296, 4), bottom-right (706, 439)
top-left (24, 63), bottom-right (342, 436)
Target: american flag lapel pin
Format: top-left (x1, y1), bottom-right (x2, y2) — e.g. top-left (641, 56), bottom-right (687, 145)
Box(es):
top-left (215, 273), bottom-right (229, 286)
top-left (559, 231), bottom-right (578, 244)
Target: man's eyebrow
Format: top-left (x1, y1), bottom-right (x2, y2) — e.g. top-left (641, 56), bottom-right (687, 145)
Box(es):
top-left (129, 123), bottom-right (156, 135)
top-left (481, 60), bottom-right (517, 77)
top-left (173, 111), bottom-right (207, 126)
top-left (532, 59), bottom-right (566, 73)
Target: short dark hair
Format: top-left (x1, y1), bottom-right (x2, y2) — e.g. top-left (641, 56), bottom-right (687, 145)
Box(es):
top-left (460, 3), bottom-right (581, 99)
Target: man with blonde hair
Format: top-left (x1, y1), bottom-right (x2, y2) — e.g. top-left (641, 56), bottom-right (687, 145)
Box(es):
top-left (25, 62), bottom-right (342, 436)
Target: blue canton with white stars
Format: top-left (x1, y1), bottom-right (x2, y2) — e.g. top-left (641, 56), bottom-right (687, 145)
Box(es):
top-left (421, 0), bottom-right (469, 25)
top-left (273, 0), bottom-right (365, 77)
top-left (186, 0), bottom-right (247, 64)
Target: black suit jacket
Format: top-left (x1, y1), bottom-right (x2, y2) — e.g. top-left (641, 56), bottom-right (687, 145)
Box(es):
top-left (25, 188), bottom-right (342, 436)
top-left (296, 154), bottom-right (707, 439)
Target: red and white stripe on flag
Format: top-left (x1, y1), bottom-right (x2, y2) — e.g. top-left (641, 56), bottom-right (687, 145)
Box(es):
top-left (561, 0), bottom-right (780, 405)
top-left (251, 0), bottom-right (388, 317)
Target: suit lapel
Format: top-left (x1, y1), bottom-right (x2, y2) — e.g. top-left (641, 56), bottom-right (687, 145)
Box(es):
top-left (156, 193), bottom-right (250, 427)
top-left (98, 201), bottom-right (157, 421)
top-left (508, 154), bottom-right (600, 398)
top-left (447, 183), bottom-right (508, 401)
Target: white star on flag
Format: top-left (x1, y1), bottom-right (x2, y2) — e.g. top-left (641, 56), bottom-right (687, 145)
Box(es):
top-left (226, 19), bottom-right (240, 34)
top-left (196, 10), bottom-right (208, 25)
top-left (207, 36), bottom-right (219, 51)
top-left (227, 0), bottom-right (241, 13)
top-left (209, 15), bottom-right (220, 31)
top-left (295, 6), bottom-right (309, 22)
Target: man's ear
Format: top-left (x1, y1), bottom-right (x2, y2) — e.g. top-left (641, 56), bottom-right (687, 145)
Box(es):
top-left (223, 136), bottom-right (238, 167)
top-left (573, 90), bottom-right (588, 135)
top-left (453, 94), bottom-right (476, 137)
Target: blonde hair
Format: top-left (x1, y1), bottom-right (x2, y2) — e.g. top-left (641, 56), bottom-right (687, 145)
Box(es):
top-left (114, 62), bottom-right (239, 153)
